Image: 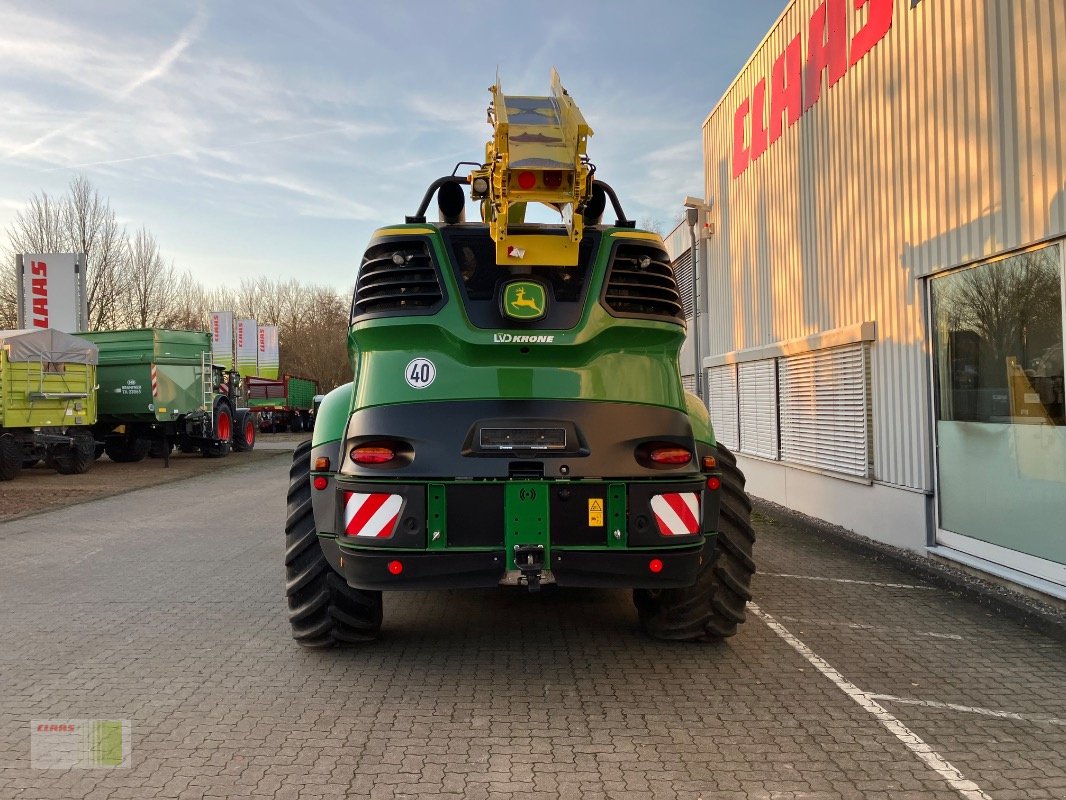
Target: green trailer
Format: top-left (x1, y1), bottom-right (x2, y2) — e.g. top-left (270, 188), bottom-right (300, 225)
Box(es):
top-left (77, 328), bottom-right (257, 461)
top-left (0, 328), bottom-right (98, 479)
top-left (246, 375), bottom-right (318, 433)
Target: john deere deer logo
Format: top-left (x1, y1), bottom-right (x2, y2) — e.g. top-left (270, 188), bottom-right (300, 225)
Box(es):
top-left (503, 281), bottom-right (547, 321)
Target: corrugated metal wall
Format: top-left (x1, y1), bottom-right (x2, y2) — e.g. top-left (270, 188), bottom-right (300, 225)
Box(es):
top-left (702, 0), bottom-right (1066, 490)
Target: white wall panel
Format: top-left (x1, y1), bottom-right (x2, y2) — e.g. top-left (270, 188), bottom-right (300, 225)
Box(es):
top-left (700, 0), bottom-right (1066, 491)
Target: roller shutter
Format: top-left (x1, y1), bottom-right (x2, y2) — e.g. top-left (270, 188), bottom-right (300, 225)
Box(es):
top-left (779, 344), bottom-right (872, 478)
top-left (738, 359), bottom-right (778, 459)
top-left (705, 364), bottom-right (739, 451)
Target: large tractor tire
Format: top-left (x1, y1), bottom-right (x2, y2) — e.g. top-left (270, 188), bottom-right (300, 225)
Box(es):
top-left (0, 435), bottom-right (22, 481)
top-left (105, 437), bottom-right (150, 463)
top-left (202, 401), bottom-right (233, 458)
top-left (233, 410), bottom-right (256, 452)
top-left (285, 440), bottom-right (382, 647)
top-left (635, 444), bottom-right (755, 641)
top-left (52, 430), bottom-right (96, 475)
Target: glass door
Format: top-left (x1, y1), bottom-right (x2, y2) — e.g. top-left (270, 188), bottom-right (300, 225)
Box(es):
top-left (930, 242), bottom-right (1066, 579)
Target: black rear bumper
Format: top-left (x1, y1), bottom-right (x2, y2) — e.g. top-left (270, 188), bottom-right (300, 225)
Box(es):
top-left (319, 537), bottom-right (709, 591)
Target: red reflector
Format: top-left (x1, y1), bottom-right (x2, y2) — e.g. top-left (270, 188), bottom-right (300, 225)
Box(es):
top-left (706, 476), bottom-right (721, 491)
top-left (352, 446), bottom-right (395, 464)
top-left (387, 560), bottom-right (404, 575)
top-left (649, 447), bottom-right (691, 465)
top-left (517, 170), bottom-right (537, 190)
top-left (313, 476), bottom-right (328, 490)
top-left (648, 559), bottom-right (664, 574)
top-left (542, 170), bottom-right (563, 188)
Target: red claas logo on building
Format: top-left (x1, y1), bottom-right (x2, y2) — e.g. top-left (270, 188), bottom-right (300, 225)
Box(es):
top-left (30, 260), bottom-right (49, 328)
top-left (259, 328), bottom-right (266, 351)
top-left (732, 0), bottom-right (894, 179)
top-left (237, 325), bottom-right (244, 348)
top-left (212, 315), bottom-right (220, 342)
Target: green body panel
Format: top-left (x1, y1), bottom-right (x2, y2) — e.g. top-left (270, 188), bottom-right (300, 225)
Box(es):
top-left (607, 483), bottom-right (627, 548)
top-left (76, 329), bottom-right (210, 424)
top-left (345, 226), bottom-right (686, 418)
top-left (313, 222), bottom-right (718, 574)
top-left (311, 382), bottom-right (354, 448)
top-left (427, 484), bottom-right (447, 550)
top-left (684, 390), bottom-right (716, 448)
top-left (504, 482), bottom-right (550, 569)
top-left (0, 353), bottom-right (96, 428)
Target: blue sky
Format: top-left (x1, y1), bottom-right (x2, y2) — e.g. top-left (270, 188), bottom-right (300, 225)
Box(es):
top-left (0, 1), bottom-right (782, 291)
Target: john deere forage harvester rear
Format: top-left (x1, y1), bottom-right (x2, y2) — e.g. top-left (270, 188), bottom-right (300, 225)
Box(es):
top-left (285, 71), bottom-right (754, 645)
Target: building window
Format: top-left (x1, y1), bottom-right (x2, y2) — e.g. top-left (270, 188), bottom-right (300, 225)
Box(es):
top-left (931, 243), bottom-right (1065, 569)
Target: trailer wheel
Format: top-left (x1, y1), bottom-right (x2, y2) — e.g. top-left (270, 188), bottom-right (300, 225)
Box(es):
top-left (52, 430), bottom-right (96, 475)
top-left (634, 444), bottom-right (755, 641)
top-left (233, 410), bottom-right (256, 452)
top-left (286, 440), bottom-right (382, 647)
top-left (289, 414), bottom-right (304, 434)
top-left (0, 435), bottom-right (22, 481)
top-left (105, 437), bottom-right (150, 463)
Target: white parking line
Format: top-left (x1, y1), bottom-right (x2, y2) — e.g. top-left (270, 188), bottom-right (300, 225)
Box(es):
top-left (751, 604), bottom-right (993, 800)
top-left (868, 694), bottom-right (1066, 727)
top-left (760, 572), bottom-right (936, 590)
top-left (778, 614), bottom-right (965, 641)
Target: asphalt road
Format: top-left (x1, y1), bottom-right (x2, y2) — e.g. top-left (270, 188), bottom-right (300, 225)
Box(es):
top-left (1, 451), bottom-right (1064, 800)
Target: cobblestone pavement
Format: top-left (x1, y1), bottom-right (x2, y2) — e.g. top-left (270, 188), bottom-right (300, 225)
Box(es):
top-left (1, 453), bottom-right (1064, 800)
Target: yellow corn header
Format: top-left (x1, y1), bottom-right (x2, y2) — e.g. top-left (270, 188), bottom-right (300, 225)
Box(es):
top-left (468, 69), bottom-right (595, 267)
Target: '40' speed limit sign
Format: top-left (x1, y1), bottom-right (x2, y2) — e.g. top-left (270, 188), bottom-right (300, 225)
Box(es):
top-left (405, 358), bottom-right (436, 389)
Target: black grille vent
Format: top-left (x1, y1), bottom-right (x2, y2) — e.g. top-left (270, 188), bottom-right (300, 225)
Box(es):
top-left (602, 243), bottom-right (684, 323)
top-left (353, 239), bottom-right (444, 318)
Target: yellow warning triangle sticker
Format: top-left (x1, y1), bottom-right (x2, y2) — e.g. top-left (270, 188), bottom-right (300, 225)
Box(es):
top-left (588, 499), bottom-right (603, 512)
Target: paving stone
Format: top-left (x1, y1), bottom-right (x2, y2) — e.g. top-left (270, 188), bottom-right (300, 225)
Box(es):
top-left (0, 457), bottom-right (1063, 798)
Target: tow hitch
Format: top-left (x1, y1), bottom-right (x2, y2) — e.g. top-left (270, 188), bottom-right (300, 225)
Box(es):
top-left (513, 544), bottom-right (546, 592)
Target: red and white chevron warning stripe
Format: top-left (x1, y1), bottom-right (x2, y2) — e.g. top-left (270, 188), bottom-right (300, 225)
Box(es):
top-left (150, 365), bottom-right (158, 397)
top-left (650, 492), bottom-right (700, 536)
top-left (343, 492), bottom-right (402, 538)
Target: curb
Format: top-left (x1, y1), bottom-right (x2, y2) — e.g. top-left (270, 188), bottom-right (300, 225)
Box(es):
top-left (751, 496), bottom-right (1066, 642)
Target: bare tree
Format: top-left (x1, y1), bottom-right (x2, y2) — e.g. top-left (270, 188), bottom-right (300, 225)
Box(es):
top-left (942, 251), bottom-right (1061, 368)
top-left (121, 227), bottom-right (180, 328)
top-left (279, 283), bottom-right (351, 391)
top-left (2, 190), bottom-right (69, 327)
top-left (64, 175), bottom-right (129, 329)
top-left (167, 271), bottom-right (211, 331)
top-left (1, 176), bottom-right (129, 330)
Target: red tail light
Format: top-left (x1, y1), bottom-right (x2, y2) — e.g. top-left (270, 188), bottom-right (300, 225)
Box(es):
top-left (387, 560), bottom-right (404, 575)
top-left (648, 559), bottom-right (664, 574)
top-left (648, 447), bottom-right (692, 465)
top-left (351, 446), bottom-right (395, 465)
top-left (516, 170), bottom-right (537, 190)
top-left (313, 476), bottom-right (328, 491)
top-left (706, 476), bottom-right (721, 491)
top-left (542, 170), bottom-right (563, 188)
